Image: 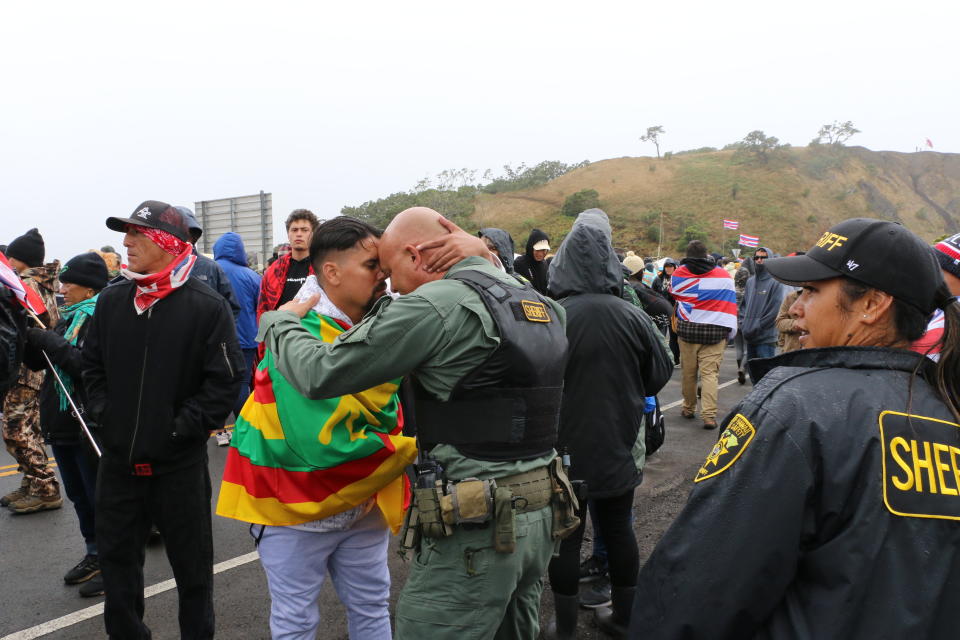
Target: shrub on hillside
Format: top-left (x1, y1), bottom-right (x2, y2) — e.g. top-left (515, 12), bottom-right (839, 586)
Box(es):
top-left (481, 160), bottom-right (590, 194)
top-left (561, 189), bottom-right (601, 217)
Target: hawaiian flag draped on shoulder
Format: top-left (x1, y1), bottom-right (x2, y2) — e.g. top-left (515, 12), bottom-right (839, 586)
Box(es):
top-left (0, 252), bottom-right (47, 316)
top-left (723, 219), bottom-right (739, 230)
top-left (671, 265), bottom-right (739, 337)
top-left (216, 311), bottom-right (416, 533)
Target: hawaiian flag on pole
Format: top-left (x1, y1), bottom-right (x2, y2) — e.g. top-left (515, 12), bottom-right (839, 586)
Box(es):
top-left (926, 138), bottom-right (934, 149)
top-left (723, 219), bottom-right (739, 230)
top-left (739, 234), bottom-right (760, 248)
top-left (671, 265), bottom-right (739, 337)
top-left (217, 311), bottom-right (416, 533)
top-left (0, 252), bottom-right (47, 316)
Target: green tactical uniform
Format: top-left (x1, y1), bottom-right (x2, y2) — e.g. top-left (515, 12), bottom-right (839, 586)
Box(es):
top-left (258, 257), bottom-right (567, 639)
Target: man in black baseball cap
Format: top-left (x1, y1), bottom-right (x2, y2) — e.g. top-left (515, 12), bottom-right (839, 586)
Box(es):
top-left (764, 217), bottom-right (942, 315)
top-left (105, 200), bottom-right (192, 243)
top-left (82, 199), bottom-right (243, 637)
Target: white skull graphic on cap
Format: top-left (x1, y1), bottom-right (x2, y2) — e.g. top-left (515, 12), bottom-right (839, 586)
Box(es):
top-left (136, 207), bottom-right (151, 220)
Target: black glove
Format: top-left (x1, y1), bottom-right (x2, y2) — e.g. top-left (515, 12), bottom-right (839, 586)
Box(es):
top-left (26, 327), bottom-right (66, 353)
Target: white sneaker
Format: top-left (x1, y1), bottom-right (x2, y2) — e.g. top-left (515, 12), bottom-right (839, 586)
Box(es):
top-left (215, 430), bottom-right (232, 447)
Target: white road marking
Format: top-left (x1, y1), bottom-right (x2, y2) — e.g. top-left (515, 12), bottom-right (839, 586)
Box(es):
top-left (2, 378), bottom-right (745, 639)
top-left (1, 552), bottom-right (260, 639)
top-left (660, 378), bottom-right (740, 411)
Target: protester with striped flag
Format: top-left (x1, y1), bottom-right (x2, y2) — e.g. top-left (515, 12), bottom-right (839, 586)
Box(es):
top-left (217, 216), bottom-right (417, 640)
top-left (1, 229), bottom-right (63, 514)
top-left (671, 241), bottom-right (738, 429)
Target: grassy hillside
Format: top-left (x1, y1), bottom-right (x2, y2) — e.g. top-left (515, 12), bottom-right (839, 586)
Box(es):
top-left (470, 147), bottom-right (960, 257)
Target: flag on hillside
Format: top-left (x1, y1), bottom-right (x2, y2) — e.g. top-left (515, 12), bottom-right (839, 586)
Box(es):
top-left (671, 265), bottom-right (738, 337)
top-left (926, 138), bottom-right (934, 149)
top-left (0, 252), bottom-right (47, 316)
top-left (739, 234), bottom-right (760, 248)
top-left (722, 219), bottom-right (739, 230)
top-left (217, 311), bottom-right (416, 533)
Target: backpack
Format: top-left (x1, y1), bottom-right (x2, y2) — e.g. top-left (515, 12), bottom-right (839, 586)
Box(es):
top-left (644, 396), bottom-right (666, 457)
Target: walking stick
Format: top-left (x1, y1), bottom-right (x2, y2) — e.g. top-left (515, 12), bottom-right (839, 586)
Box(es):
top-left (27, 309), bottom-right (102, 458)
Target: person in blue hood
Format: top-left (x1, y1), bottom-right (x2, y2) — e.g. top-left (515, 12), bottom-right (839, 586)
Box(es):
top-left (213, 232), bottom-right (261, 421)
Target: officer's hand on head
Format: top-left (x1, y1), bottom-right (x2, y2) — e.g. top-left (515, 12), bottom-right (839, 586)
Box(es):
top-left (278, 294), bottom-right (319, 319)
top-left (417, 216), bottom-right (490, 273)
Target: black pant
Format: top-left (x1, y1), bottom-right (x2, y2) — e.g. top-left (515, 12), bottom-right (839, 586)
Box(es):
top-left (95, 460), bottom-right (214, 639)
top-left (51, 443), bottom-right (99, 553)
top-left (548, 488), bottom-right (639, 596)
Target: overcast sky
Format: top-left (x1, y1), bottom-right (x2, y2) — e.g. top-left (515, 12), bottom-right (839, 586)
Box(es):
top-left (1, 0), bottom-right (955, 262)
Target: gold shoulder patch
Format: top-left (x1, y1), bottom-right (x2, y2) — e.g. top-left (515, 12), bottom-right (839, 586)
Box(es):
top-left (521, 300), bottom-right (551, 323)
top-left (695, 413), bottom-right (757, 482)
top-left (879, 410), bottom-right (960, 521)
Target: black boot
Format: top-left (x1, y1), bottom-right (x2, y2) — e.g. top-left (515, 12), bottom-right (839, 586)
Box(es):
top-left (542, 593), bottom-right (578, 639)
top-left (594, 586), bottom-right (635, 638)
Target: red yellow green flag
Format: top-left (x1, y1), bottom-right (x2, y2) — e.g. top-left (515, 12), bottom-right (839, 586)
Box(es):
top-left (216, 311), bottom-right (416, 533)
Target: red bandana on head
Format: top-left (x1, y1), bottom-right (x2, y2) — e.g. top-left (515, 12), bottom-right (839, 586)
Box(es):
top-left (121, 226), bottom-right (197, 314)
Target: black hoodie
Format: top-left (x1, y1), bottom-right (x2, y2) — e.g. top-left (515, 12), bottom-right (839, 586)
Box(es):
top-left (513, 228), bottom-right (551, 295)
top-left (548, 209), bottom-right (673, 497)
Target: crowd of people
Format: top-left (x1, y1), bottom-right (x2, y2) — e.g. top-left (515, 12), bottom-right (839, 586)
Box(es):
top-left (1, 203), bottom-right (958, 639)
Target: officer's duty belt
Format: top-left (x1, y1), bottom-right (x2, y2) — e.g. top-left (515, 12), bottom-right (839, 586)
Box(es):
top-left (493, 466), bottom-right (553, 513)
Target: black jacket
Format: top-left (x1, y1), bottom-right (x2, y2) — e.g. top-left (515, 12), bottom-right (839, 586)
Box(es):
top-left (514, 228), bottom-right (551, 295)
top-left (549, 209), bottom-right (673, 498)
top-left (82, 279), bottom-right (243, 475)
top-left (191, 250), bottom-right (241, 320)
top-left (24, 319), bottom-right (93, 445)
top-left (630, 347), bottom-right (960, 639)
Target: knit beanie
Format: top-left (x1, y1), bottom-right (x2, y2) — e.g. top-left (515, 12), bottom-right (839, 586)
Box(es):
top-left (933, 233), bottom-right (960, 279)
top-left (59, 253), bottom-right (109, 291)
top-left (622, 251), bottom-right (645, 276)
top-left (7, 228), bottom-right (45, 267)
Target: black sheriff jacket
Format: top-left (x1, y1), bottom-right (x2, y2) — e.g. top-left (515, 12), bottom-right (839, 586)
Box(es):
top-left (82, 278), bottom-right (244, 475)
top-left (630, 346), bottom-right (960, 639)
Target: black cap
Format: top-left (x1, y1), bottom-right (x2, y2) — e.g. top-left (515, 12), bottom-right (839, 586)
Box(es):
top-left (59, 253), bottom-right (109, 291)
top-left (106, 200), bottom-right (191, 243)
top-left (7, 228), bottom-right (45, 267)
top-left (765, 218), bottom-right (942, 314)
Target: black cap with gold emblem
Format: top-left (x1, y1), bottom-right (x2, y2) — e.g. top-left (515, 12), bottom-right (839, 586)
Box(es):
top-left (765, 218), bottom-right (943, 314)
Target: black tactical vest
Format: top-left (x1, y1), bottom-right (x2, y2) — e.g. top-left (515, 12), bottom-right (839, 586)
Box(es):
top-left (414, 269), bottom-right (569, 461)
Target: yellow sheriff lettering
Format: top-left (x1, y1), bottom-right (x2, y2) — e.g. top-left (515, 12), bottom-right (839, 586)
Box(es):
top-left (521, 300), bottom-right (551, 323)
top-left (887, 437), bottom-right (960, 496)
top-left (815, 231), bottom-right (848, 251)
top-left (880, 411), bottom-right (960, 521)
top-left (695, 414), bottom-right (755, 482)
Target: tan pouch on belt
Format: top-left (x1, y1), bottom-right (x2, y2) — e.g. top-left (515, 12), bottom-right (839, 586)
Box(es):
top-left (549, 458), bottom-right (581, 540)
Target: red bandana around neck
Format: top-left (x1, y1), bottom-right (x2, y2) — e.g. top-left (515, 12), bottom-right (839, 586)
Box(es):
top-left (121, 246), bottom-right (197, 315)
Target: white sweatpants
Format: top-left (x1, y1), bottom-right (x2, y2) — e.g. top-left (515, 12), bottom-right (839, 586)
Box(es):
top-left (255, 508), bottom-right (391, 640)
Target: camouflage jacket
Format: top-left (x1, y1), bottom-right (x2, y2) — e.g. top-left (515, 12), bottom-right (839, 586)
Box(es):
top-left (17, 262), bottom-right (59, 390)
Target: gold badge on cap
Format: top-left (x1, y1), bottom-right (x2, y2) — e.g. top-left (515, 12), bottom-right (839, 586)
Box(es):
top-left (521, 300), bottom-right (551, 323)
top-left (695, 413), bottom-right (757, 482)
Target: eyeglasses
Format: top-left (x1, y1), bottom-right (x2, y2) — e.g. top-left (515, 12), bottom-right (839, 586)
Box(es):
top-left (753, 255), bottom-right (767, 261)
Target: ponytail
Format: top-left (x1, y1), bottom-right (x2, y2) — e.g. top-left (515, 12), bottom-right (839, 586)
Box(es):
top-left (933, 286), bottom-right (960, 423)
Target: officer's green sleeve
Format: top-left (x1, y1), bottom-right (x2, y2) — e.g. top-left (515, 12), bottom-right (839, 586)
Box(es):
top-left (258, 296), bottom-right (447, 400)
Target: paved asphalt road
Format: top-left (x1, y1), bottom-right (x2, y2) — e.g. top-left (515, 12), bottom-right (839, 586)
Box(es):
top-left (0, 347), bottom-right (751, 639)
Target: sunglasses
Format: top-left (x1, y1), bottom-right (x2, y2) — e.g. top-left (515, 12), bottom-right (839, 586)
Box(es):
top-left (753, 255), bottom-right (767, 261)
